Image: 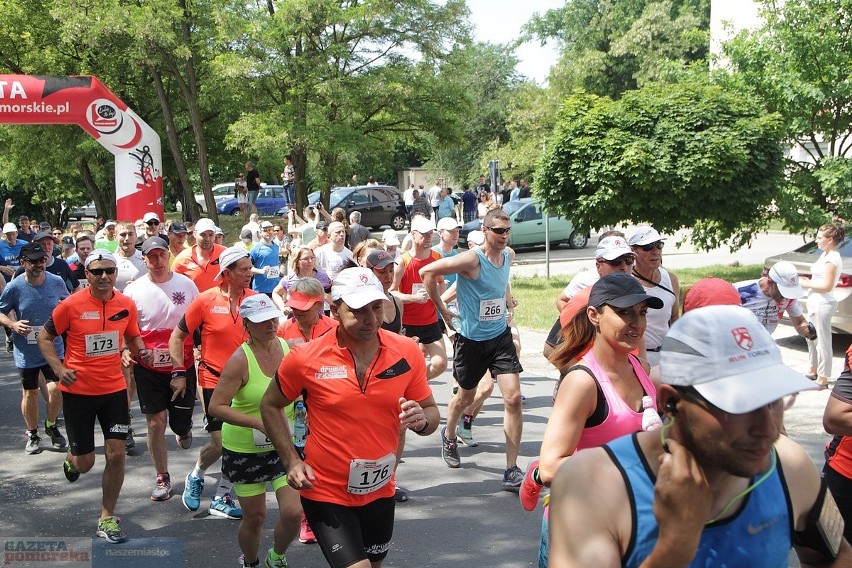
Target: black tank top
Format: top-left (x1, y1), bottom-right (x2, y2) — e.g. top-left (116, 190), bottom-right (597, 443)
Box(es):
top-left (381, 298), bottom-right (402, 334)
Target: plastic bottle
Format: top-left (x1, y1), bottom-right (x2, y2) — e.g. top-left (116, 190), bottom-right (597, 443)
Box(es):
top-left (641, 396), bottom-right (663, 431)
top-left (293, 401), bottom-right (307, 449)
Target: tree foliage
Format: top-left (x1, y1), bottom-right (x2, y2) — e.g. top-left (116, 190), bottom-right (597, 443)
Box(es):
top-left (536, 79), bottom-right (785, 250)
top-left (723, 0), bottom-right (852, 233)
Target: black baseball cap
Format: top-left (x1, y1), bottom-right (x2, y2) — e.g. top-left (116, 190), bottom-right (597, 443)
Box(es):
top-left (588, 273), bottom-right (664, 310)
top-left (168, 222), bottom-right (187, 234)
top-left (33, 231), bottom-right (54, 242)
top-left (366, 250), bottom-right (395, 269)
top-left (19, 242), bottom-right (47, 261)
top-left (17, 215), bottom-right (28, 221)
top-left (315, 221), bottom-right (329, 230)
top-left (141, 236), bottom-right (169, 255)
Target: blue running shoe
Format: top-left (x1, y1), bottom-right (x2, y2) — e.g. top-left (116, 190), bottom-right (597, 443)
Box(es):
top-left (209, 493), bottom-right (242, 519)
top-left (182, 473), bottom-right (204, 511)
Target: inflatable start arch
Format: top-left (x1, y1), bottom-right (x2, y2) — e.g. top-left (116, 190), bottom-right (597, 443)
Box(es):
top-left (0, 75), bottom-right (163, 221)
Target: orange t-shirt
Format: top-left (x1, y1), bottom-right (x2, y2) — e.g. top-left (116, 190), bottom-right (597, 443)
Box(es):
top-left (46, 289), bottom-right (140, 396)
top-left (178, 287), bottom-right (255, 388)
top-left (277, 314), bottom-right (337, 348)
top-left (275, 329), bottom-right (432, 506)
top-left (173, 244), bottom-right (226, 292)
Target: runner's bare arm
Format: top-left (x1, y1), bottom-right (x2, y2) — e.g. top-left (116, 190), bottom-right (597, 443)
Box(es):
top-left (399, 395), bottom-right (439, 436)
top-left (824, 392), bottom-right (852, 435)
top-left (0, 311), bottom-right (28, 335)
top-left (209, 349), bottom-right (259, 430)
top-left (36, 326), bottom-right (76, 386)
top-left (168, 326), bottom-right (190, 370)
top-left (260, 378), bottom-right (315, 489)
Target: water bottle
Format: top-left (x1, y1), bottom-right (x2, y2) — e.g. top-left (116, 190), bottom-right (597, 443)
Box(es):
top-left (293, 401), bottom-right (307, 452)
top-left (641, 396), bottom-right (663, 431)
top-left (448, 301), bottom-right (461, 331)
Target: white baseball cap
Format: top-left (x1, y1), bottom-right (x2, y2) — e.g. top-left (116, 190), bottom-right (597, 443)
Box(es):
top-left (660, 305), bottom-right (815, 414)
top-left (214, 246), bottom-right (249, 281)
top-left (260, 220), bottom-right (274, 229)
top-left (331, 267), bottom-right (389, 309)
top-left (2, 222), bottom-right (17, 233)
top-left (410, 216), bottom-right (436, 234)
top-left (143, 211), bottom-right (160, 224)
top-left (595, 236), bottom-right (633, 260)
top-left (767, 261), bottom-right (804, 299)
top-left (239, 295), bottom-right (284, 323)
top-left (437, 217), bottom-right (463, 231)
top-left (467, 230), bottom-right (485, 246)
top-left (382, 229), bottom-right (400, 246)
top-left (628, 225), bottom-right (665, 246)
top-left (195, 218), bottom-right (217, 234)
top-left (84, 250), bottom-right (117, 267)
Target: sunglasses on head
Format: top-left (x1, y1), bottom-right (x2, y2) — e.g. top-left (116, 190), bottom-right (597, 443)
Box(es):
top-left (636, 241), bottom-right (664, 251)
top-left (485, 226), bottom-right (511, 235)
top-left (602, 255), bottom-right (635, 267)
top-left (87, 267), bottom-right (117, 276)
top-left (146, 220), bottom-right (160, 226)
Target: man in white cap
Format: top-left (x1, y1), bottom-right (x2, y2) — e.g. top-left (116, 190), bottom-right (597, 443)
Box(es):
top-left (382, 229), bottom-right (401, 260)
top-left (95, 220), bottom-right (119, 253)
top-left (124, 237), bottom-right (199, 502)
top-left (38, 250), bottom-right (152, 544)
top-left (142, 212), bottom-right (163, 238)
top-left (549, 304), bottom-right (851, 566)
top-left (554, 231), bottom-right (633, 311)
top-left (628, 225), bottom-right (679, 365)
top-left (391, 215), bottom-right (448, 380)
top-left (170, 246), bottom-right (255, 520)
top-left (735, 260), bottom-right (815, 338)
top-left (260, 267), bottom-right (438, 568)
top-left (0, 221), bottom-right (24, 281)
top-left (173, 218), bottom-right (227, 293)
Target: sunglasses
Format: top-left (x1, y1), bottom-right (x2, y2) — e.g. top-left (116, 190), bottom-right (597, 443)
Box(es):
top-left (602, 255), bottom-right (635, 267)
top-left (86, 267), bottom-right (117, 276)
top-left (24, 256), bottom-right (48, 264)
top-left (146, 220), bottom-right (160, 226)
top-left (636, 241), bottom-right (664, 251)
top-left (52, 232), bottom-right (62, 237)
top-left (485, 226), bottom-right (511, 235)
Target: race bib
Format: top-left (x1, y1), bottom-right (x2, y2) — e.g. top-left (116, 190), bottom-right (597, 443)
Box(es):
top-left (412, 283), bottom-right (426, 295)
top-left (347, 452), bottom-right (396, 495)
top-left (85, 331), bottom-right (119, 357)
top-left (152, 347), bottom-right (172, 368)
top-left (479, 298), bottom-right (505, 321)
top-left (26, 325), bottom-right (43, 345)
top-left (252, 429), bottom-right (273, 450)
top-left (266, 266), bottom-right (280, 279)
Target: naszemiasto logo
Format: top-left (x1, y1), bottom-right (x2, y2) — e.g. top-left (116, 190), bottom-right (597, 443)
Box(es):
top-left (86, 98), bottom-right (123, 135)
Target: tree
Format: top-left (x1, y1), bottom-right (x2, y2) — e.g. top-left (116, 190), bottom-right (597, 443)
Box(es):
top-left (722, 0), bottom-right (852, 233)
top-left (535, 79), bottom-right (785, 250)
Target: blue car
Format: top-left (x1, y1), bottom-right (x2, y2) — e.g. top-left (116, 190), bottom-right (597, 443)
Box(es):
top-left (216, 185), bottom-right (285, 216)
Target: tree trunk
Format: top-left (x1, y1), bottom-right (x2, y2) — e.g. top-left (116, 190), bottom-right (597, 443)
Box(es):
top-left (77, 156), bottom-right (114, 219)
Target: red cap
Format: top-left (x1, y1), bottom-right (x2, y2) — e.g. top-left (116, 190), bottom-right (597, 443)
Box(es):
top-left (683, 277), bottom-right (741, 313)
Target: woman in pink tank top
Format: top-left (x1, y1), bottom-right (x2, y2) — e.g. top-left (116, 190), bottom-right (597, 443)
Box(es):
top-left (521, 274), bottom-right (665, 568)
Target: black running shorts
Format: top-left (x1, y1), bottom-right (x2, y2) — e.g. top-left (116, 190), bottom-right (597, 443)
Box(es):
top-left (63, 389), bottom-right (129, 456)
top-left (453, 326), bottom-right (523, 390)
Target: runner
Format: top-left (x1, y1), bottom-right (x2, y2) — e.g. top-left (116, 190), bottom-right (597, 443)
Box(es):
top-left (172, 218), bottom-right (227, 292)
top-left (37, 250), bottom-right (151, 544)
top-left (123, 237), bottom-right (199, 501)
top-left (276, 277), bottom-right (337, 349)
top-left (391, 216), bottom-right (447, 380)
top-left (0, 242), bottom-right (69, 454)
top-left (249, 221), bottom-right (282, 297)
top-left (420, 208), bottom-right (524, 489)
top-left (260, 268), bottom-right (439, 568)
top-left (170, 246), bottom-right (256, 520)
top-left (209, 295), bottom-right (301, 568)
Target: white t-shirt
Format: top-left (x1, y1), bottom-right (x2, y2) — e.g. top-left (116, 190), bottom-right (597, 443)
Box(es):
top-left (428, 186), bottom-right (442, 208)
top-left (115, 250), bottom-right (148, 293)
top-left (809, 249), bottom-right (842, 304)
top-left (403, 187), bottom-right (415, 206)
top-left (315, 244), bottom-right (354, 280)
top-left (241, 221), bottom-right (260, 242)
top-left (639, 267), bottom-right (676, 363)
top-left (562, 270), bottom-right (599, 299)
top-left (124, 272), bottom-right (199, 370)
top-left (735, 279), bottom-right (803, 334)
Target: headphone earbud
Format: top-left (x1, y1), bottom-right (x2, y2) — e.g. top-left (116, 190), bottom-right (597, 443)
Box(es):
top-left (665, 399), bottom-right (678, 415)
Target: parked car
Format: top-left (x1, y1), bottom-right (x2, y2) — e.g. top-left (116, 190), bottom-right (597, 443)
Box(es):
top-left (764, 232), bottom-right (852, 334)
top-left (216, 185), bottom-right (286, 216)
top-left (277, 185), bottom-right (407, 230)
top-left (458, 198), bottom-right (589, 249)
top-left (176, 182), bottom-right (241, 213)
top-left (68, 202), bottom-right (97, 220)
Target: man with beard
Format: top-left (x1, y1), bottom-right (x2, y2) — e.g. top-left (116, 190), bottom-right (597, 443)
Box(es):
top-left (548, 305), bottom-right (852, 567)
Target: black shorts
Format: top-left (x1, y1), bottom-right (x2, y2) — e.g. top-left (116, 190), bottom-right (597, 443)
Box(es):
top-left (453, 326), bottom-right (523, 390)
top-left (222, 448), bottom-right (285, 485)
top-left (135, 364), bottom-right (196, 436)
top-left (202, 387), bottom-right (223, 432)
top-left (20, 365), bottom-right (59, 390)
top-left (403, 321), bottom-right (443, 345)
top-left (301, 496), bottom-right (395, 568)
top-left (63, 390), bottom-right (129, 456)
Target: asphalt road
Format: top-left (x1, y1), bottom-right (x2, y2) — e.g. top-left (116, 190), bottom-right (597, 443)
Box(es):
top-left (0, 227), bottom-right (846, 567)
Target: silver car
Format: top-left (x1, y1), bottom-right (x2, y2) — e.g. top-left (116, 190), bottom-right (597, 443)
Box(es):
top-left (764, 235), bottom-right (852, 334)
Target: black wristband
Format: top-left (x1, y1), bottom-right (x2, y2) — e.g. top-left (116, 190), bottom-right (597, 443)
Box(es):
top-left (413, 416), bottom-right (429, 435)
top-left (171, 370), bottom-right (187, 380)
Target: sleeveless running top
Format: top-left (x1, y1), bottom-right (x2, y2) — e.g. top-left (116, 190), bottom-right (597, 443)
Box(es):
top-left (457, 248), bottom-right (510, 341)
top-left (381, 297), bottom-right (402, 334)
top-left (607, 434), bottom-right (793, 567)
top-left (639, 267), bottom-right (675, 350)
top-left (576, 351), bottom-right (655, 451)
top-left (222, 338), bottom-right (294, 454)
